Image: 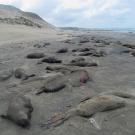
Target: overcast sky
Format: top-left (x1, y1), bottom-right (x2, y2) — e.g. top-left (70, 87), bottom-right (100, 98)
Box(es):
top-left (0, 0), bottom-right (134, 28)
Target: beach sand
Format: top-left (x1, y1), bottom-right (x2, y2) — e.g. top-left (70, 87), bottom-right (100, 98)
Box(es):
top-left (0, 24), bottom-right (135, 135)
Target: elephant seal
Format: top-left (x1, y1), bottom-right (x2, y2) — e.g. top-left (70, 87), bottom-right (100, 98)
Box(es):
top-left (66, 70), bottom-right (90, 87)
top-left (26, 52), bottom-right (45, 59)
top-left (41, 56), bottom-right (62, 64)
top-left (1, 95), bottom-right (33, 128)
top-left (41, 92), bottom-right (130, 128)
top-left (15, 68), bottom-right (35, 80)
top-left (56, 48), bottom-right (68, 53)
top-left (36, 74), bottom-right (66, 94)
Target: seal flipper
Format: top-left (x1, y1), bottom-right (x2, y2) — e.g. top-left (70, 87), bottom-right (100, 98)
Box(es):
top-left (101, 91), bottom-right (135, 99)
top-left (40, 112), bottom-right (67, 129)
top-left (36, 87), bottom-right (45, 95)
top-left (0, 114), bottom-right (8, 119)
top-left (0, 114), bottom-right (11, 121)
top-left (40, 109), bottom-right (77, 129)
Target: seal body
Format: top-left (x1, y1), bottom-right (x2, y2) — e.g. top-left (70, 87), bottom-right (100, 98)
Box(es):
top-left (1, 95), bottom-right (33, 128)
top-left (75, 95), bottom-right (125, 117)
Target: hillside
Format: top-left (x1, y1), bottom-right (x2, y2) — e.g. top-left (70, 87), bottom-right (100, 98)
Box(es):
top-left (0, 4), bottom-right (54, 28)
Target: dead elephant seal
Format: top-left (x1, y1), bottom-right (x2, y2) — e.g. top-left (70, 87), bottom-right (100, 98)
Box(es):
top-left (68, 58), bottom-right (98, 67)
top-left (131, 52), bottom-right (135, 57)
top-left (56, 48), bottom-right (68, 53)
top-left (36, 74), bottom-right (66, 94)
top-left (70, 61), bottom-right (98, 67)
top-left (123, 44), bottom-right (135, 49)
top-left (70, 57), bottom-right (85, 63)
top-left (79, 36), bottom-right (89, 43)
top-left (72, 95), bottom-right (125, 117)
top-left (41, 56), bottom-right (62, 64)
top-left (42, 94), bottom-right (126, 128)
top-left (26, 53), bottom-right (45, 59)
top-left (15, 68), bottom-right (35, 80)
top-left (1, 95), bottom-right (33, 128)
top-left (67, 70), bottom-right (90, 87)
top-left (79, 50), bottom-right (106, 57)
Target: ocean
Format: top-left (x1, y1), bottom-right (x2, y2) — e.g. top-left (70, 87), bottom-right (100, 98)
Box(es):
top-left (61, 27), bottom-right (135, 33)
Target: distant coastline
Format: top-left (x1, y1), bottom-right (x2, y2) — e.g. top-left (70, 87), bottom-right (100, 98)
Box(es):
top-left (61, 27), bottom-right (135, 33)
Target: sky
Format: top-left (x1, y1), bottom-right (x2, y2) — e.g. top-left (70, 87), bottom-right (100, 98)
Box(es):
top-left (0, 0), bottom-right (134, 28)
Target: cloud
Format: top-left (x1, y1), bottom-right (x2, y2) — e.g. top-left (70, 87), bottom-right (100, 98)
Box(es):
top-left (55, 0), bottom-right (122, 18)
top-left (0, 0), bottom-right (42, 11)
top-left (0, 0), bottom-right (133, 28)
top-left (58, 0), bottom-right (92, 9)
top-left (20, 0), bottom-right (42, 11)
top-left (47, 0), bottom-right (131, 28)
top-left (0, 0), bottom-right (17, 4)
top-left (83, 0), bottom-right (120, 17)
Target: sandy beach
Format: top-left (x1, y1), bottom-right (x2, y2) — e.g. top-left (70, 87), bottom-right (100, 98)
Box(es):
top-left (0, 3), bottom-right (135, 135)
top-left (0, 22), bottom-right (135, 135)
